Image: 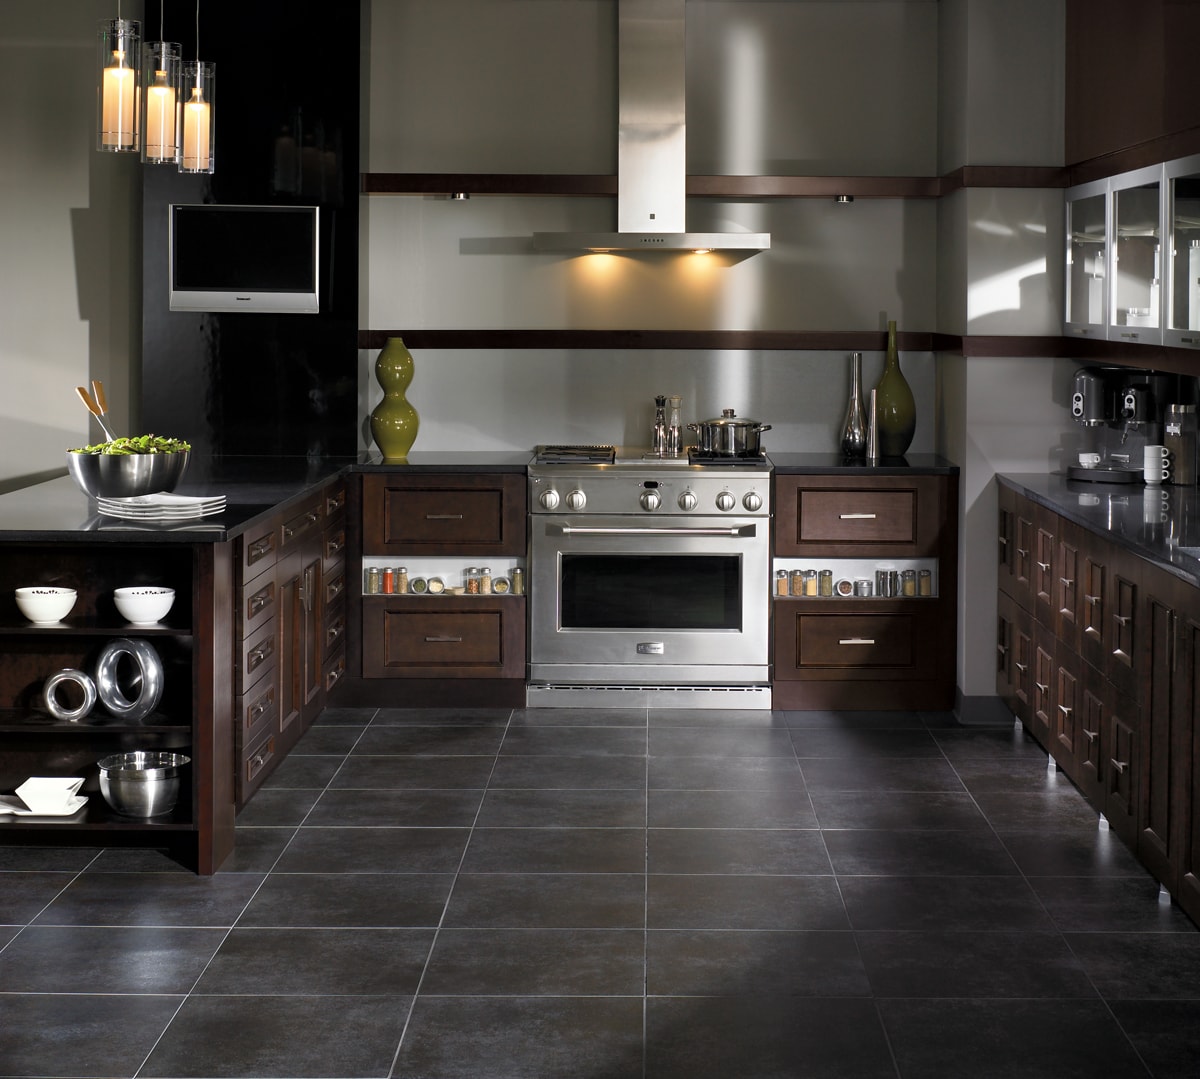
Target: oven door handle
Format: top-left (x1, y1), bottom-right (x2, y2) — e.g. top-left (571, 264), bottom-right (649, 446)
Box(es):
top-left (551, 523), bottom-right (758, 538)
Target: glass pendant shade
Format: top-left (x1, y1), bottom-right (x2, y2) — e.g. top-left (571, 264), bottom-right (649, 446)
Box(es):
top-left (180, 61), bottom-right (215, 174)
top-left (97, 19), bottom-right (141, 152)
top-left (140, 42), bottom-right (181, 163)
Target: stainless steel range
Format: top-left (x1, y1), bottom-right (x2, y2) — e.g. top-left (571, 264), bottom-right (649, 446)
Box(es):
top-left (527, 445), bottom-right (772, 708)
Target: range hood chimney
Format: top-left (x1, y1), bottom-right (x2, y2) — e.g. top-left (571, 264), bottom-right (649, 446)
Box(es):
top-left (533, 0), bottom-right (770, 254)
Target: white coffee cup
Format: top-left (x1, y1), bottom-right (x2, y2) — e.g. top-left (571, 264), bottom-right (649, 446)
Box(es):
top-left (1144, 444), bottom-right (1170, 485)
top-left (1078, 452), bottom-right (1101, 467)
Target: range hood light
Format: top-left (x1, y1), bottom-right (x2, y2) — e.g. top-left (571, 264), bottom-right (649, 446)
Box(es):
top-left (836, 194), bottom-right (854, 204)
top-left (532, 0), bottom-right (770, 256)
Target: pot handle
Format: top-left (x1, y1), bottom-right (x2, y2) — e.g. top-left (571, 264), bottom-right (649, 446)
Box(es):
top-left (686, 423), bottom-right (700, 432)
top-left (757, 424), bottom-right (773, 433)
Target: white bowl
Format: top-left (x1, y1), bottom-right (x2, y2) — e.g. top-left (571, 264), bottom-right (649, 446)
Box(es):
top-left (15, 776), bottom-right (84, 815)
top-left (113, 586), bottom-right (175, 625)
top-left (15, 586), bottom-right (77, 624)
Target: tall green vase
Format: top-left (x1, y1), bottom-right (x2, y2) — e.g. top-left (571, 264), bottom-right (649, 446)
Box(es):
top-left (370, 337), bottom-right (420, 461)
top-left (874, 320), bottom-right (915, 457)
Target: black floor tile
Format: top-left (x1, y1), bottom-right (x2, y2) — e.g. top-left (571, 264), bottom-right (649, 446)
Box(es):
top-left (290, 723), bottom-right (367, 754)
top-left (512, 706), bottom-right (647, 727)
top-left (331, 753), bottom-right (495, 790)
top-left (838, 875), bottom-right (1055, 931)
top-left (194, 927), bottom-right (434, 995)
top-left (353, 725), bottom-right (508, 756)
top-left (490, 753), bottom-right (647, 790)
top-left (1066, 931), bottom-right (1200, 997)
top-left (442, 872), bottom-right (646, 929)
top-left (236, 872), bottom-right (454, 928)
top-left (648, 787), bottom-right (817, 828)
top-left (776, 708), bottom-right (924, 729)
top-left (31, 871), bottom-right (264, 928)
top-left (395, 996), bottom-right (644, 1079)
top-left (972, 788), bottom-right (1104, 831)
top-left (272, 826), bottom-right (471, 873)
top-left (648, 754), bottom-right (805, 791)
top-left (648, 727), bottom-right (797, 758)
top-left (314, 705), bottom-right (379, 726)
top-left (0, 993), bottom-right (184, 1078)
top-left (856, 929), bottom-right (1098, 998)
top-left (83, 846), bottom-right (193, 873)
top-left (648, 827), bottom-right (830, 875)
top-left (647, 873), bottom-right (850, 930)
top-left (140, 993), bottom-right (412, 1078)
top-left (998, 827), bottom-right (1150, 877)
top-left (879, 998), bottom-right (1150, 1078)
top-left (808, 789), bottom-right (988, 830)
top-left (0, 925), bottom-right (223, 993)
top-left (789, 727), bottom-right (942, 757)
top-left (799, 755), bottom-right (965, 792)
top-left (951, 755), bottom-right (1068, 793)
top-left (646, 928), bottom-right (870, 996)
top-left (260, 752), bottom-right (345, 789)
top-left (932, 724), bottom-right (1047, 759)
top-left (647, 708), bottom-right (791, 729)
top-left (462, 827), bottom-right (646, 873)
top-left (1110, 999), bottom-right (1200, 1079)
top-left (421, 927), bottom-right (644, 995)
top-left (233, 787), bottom-right (322, 827)
top-left (500, 725), bottom-right (648, 757)
top-left (823, 828), bottom-right (1021, 876)
top-left (0, 872), bottom-right (80, 924)
top-left (305, 788), bottom-right (484, 827)
top-left (0, 846), bottom-right (101, 871)
top-left (476, 787), bottom-right (647, 828)
top-left (1031, 875), bottom-right (1199, 933)
top-left (372, 706), bottom-right (510, 726)
top-left (220, 827), bottom-right (296, 873)
top-left (644, 996), bottom-right (897, 1079)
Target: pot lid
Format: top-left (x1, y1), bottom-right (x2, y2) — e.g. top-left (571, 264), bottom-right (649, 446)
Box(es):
top-left (698, 409), bottom-right (765, 428)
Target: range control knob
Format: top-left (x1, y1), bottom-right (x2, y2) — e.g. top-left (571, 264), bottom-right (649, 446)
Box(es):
top-left (743, 491), bottom-right (763, 512)
top-left (678, 490), bottom-right (698, 511)
top-left (539, 489), bottom-right (560, 510)
top-left (715, 491), bottom-right (736, 512)
top-left (640, 490), bottom-right (662, 511)
top-left (565, 489), bottom-right (587, 511)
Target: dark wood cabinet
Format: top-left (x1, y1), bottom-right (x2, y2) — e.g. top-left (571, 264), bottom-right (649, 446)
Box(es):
top-left (996, 478), bottom-right (1200, 916)
top-left (772, 470), bottom-right (958, 710)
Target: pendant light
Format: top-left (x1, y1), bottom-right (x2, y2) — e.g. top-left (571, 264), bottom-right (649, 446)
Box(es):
top-left (96, 6), bottom-right (140, 152)
top-left (140, 0), bottom-right (181, 164)
top-left (180, 0), bottom-right (215, 174)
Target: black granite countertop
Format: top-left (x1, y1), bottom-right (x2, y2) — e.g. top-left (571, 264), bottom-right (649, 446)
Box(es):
top-left (355, 450), bottom-right (534, 472)
top-left (768, 452), bottom-right (959, 474)
top-left (999, 472), bottom-right (1200, 588)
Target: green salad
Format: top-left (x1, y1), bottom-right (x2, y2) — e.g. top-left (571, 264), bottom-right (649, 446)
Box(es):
top-left (70, 435), bottom-right (191, 455)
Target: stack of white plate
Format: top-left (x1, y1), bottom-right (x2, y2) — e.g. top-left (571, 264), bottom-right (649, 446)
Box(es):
top-left (96, 492), bottom-right (226, 520)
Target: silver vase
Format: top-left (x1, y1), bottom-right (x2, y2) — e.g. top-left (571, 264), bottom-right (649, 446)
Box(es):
top-left (839, 352), bottom-right (868, 458)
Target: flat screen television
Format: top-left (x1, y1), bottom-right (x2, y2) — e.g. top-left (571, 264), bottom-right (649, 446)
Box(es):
top-left (168, 203), bottom-right (320, 313)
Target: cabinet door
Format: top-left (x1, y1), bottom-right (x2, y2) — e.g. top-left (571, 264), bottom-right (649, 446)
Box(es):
top-left (1031, 622), bottom-right (1056, 746)
top-left (1050, 638), bottom-right (1082, 777)
top-left (1012, 499), bottom-right (1036, 611)
top-left (1078, 667), bottom-right (1107, 808)
top-left (1176, 607), bottom-right (1200, 924)
top-left (1054, 519), bottom-right (1084, 651)
top-left (1065, 179), bottom-right (1110, 339)
top-left (1033, 507), bottom-right (1058, 629)
top-left (1109, 164), bottom-right (1164, 347)
top-left (1108, 553), bottom-right (1141, 699)
top-left (997, 483), bottom-right (1017, 596)
top-left (997, 590), bottom-right (1033, 725)
top-left (1080, 535), bottom-right (1111, 672)
top-left (1104, 684), bottom-right (1140, 847)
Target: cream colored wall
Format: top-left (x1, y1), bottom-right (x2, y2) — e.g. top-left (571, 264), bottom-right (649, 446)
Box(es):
top-left (0, 0), bottom-right (142, 492)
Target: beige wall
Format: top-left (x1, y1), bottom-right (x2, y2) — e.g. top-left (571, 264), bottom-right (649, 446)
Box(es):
top-left (0, 0), bottom-right (142, 492)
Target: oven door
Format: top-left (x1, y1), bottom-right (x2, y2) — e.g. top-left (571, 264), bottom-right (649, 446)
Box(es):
top-left (529, 514), bottom-right (770, 683)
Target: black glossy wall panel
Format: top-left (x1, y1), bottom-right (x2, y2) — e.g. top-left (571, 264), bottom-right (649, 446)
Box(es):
top-left (141, 0), bottom-right (359, 457)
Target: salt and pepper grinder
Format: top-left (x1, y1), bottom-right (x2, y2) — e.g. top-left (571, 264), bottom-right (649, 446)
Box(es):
top-left (666, 395), bottom-right (682, 457)
top-left (839, 352), bottom-right (868, 458)
top-left (652, 395), bottom-right (667, 457)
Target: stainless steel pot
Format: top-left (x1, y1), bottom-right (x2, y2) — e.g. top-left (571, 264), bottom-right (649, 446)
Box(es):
top-left (687, 410), bottom-right (772, 456)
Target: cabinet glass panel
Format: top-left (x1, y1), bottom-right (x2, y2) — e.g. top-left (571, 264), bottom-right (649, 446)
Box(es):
top-left (1065, 183), bottom-right (1108, 336)
top-left (1110, 167), bottom-right (1163, 345)
top-left (1166, 154), bottom-right (1200, 348)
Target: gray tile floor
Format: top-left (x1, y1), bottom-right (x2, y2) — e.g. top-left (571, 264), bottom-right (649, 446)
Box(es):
top-left (2, 706), bottom-right (1200, 1078)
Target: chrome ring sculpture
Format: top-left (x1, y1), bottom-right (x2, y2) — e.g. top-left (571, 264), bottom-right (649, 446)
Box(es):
top-left (42, 668), bottom-right (98, 722)
top-left (94, 637), bottom-right (164, 722)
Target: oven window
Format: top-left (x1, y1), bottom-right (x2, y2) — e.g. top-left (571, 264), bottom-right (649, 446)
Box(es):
top-left (560, 554), bottom-right (741, 630)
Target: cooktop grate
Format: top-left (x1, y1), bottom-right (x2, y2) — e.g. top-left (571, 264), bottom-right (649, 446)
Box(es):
top-left (534, 445), bottom-right (616, 464)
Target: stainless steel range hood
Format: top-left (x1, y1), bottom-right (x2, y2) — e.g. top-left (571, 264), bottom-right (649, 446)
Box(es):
top-left (533, 0), bottom-right (770, 255)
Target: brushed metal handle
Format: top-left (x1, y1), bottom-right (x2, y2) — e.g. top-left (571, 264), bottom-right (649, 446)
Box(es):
top-left (248, 537), bottom-right (273, 559)
top-left (839, 638), bottom-right (876, 645)
top-left (326, 622), bottom-right (345, 646)
top-left (1015, 662), bottom-right (1028, 673)
top-left (326, 495), bottom-right (344, 513)
top-left (1058, 705), bottom-right (1072, 716)
top-left (1036, 682), bottom-right (1049, 694)
top-left (1060, 577), bottom-right (1074, 587)
top-left (1119, 332), bottom-right (1139, 339)
top-left (326, 535), bottom-right (345, 556)
top-left (1083, 729), bottom-right (1098, 743)
top-left (997, 643), bottom-right (1008, 655)
top-left (424, 635), bottom-right (464, 643)
top-left (1114, 614), bottom-right (1130, 626)
top-left (839, 513), bottom-right (877, 520)
top-left (998, 535), bottom-right (1008, 545)
top-left (1110, 758), bottom-right (1128, 775)
top-left (1016, 548), bottom-right (1029, 558)
top-left (1085, 594), bottom-right (1099, 605)
top-left (1037, 561), bottom-right (1051, 572)
top-left (426, 514), bottom-right (464, 520)
top-left (249, 587), bottom-right (272, 615)
top-left (327, 577), bottom-right (345, 600)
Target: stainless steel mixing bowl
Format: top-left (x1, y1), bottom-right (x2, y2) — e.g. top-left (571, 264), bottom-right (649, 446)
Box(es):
top-left (97, 751), bottom-right (190, 817)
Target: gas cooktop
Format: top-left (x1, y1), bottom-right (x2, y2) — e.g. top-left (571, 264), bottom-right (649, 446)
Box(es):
top-left (533, 445), bottom-right (769, 469)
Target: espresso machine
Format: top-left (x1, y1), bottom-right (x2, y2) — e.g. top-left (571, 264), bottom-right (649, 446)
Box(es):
top-left (1068, 366), bottom-right (1169, 482)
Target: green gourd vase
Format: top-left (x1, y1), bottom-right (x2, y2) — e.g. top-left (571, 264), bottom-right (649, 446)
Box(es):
top-left (370, 337), bottom-right (420, 461)
top-left (874, 320), bottom-right (915, 457)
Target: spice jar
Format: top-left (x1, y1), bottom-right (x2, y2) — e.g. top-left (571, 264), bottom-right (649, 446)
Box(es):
top-left (409, 577), bottom-right (427, 594)
top-left (464, 567), bottom-right (480, 594)
top-left (479, 567), bottom-right (492, 594)
top-left (790, 569), bottom-right (805, 597)
top-left (918, 568), bottom-right (932, 596)
top-left (776, 569), bottom-right (789, 596)
top-left (511, 566), bottom-right (525, 595)
top-left (382, 567), bottom-right (394, 594)
top-left (818, 569), bottom-right (833, 597)
top-left (364, 567), bottom-right (381, 595)
top-left (901, 569), bottom-right (917, 597)
top-left (427, 576), bottom-right (445, 594)
top-left (492, 576), bottom-right (510, 594)
top-left (396, 567), bottom-right (409, 594)
top-left (804, 570), bottom-right (818, 597)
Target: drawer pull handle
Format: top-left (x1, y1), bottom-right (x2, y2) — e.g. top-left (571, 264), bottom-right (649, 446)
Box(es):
top-left (425, 635), bottom-right (464, 643)
top-left (249, 537), bottom-right (273, 557)
top-left (838, 637), bottom-right (875, 645)
top-left (327, 578), bottom-right (345, 599)
top-left (839, 513), bottom-right (877, 520)
top-left (1060, 576), bottom-right (1074, 587)
top-left (1083, 729), bottom-right (1098, 743)
top-left (326, 622), bottom-right (345, 646)
top-left (1036, 682), bottom-right (1049, 694)
top-left (998, 536), bottom-right (1008, 545)
top-left (1110, 758), bottom-right (1128, 775)
top-left (248, 640), bottom-right (274, 667)
top-left (1114, 614), bottom-right (1130, 626)
top-left (1015, 662), bottom-right (1028, 673)
top-left (997, 643), bottom-right (1008, 655)
top-left (326, 535), bottom-right (345, 555)
top-left (1085, 594), bottom-right (1099, 605)
top-left (249, 588), bottom-right (272, 615)
top-left (426, 514), bottom-right (464, 520)
top-left (1016, 547), bottom-right (1029, 559)
top-left (1037, 561), bottom-right (1051, 572)
top-left (1058, 704), bottom-right (1072, 717)
top-left (327, 495), bottom-right (344, 513)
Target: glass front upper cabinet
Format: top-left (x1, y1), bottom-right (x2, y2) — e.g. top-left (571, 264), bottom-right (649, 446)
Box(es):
top-left (1108, 163), bottom-right (1163, 346)
top-left (1166, 153), bottom-right (1200, 349)
top-left (1065, 177), bottom-right (1109, 338)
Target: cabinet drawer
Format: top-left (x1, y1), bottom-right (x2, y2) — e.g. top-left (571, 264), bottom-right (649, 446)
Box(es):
top-left (323, 525), bottom-right (347, 571)
top-left (362, 473), bottom-right (526, 555)
top-left (238, 617), bottom-right (277, 693)
top-left (236, 681), bottom-right (277, 751)
top-left (323, 647), bottom-right (347, 694)
top-left (797, 613), bottom-right (915, 667)
top-left (323, 483), bottom-right (346, 527)
top-left (324, 610), bottom-right (346, 656)
top-left (324, 565), bottom-right (347, 610)
top-left (280, 495), bottom-right (324, 552)
top-left (240, 523), bottom-right (278, 582)
top-left (362, 597), bottom-right (525, 678)
top-left (796, 490), bottom-right (916, 545)
top-left (239, 576), bottom-right (276, 636)
top-left (241, 731), bottom-right (278, 802)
